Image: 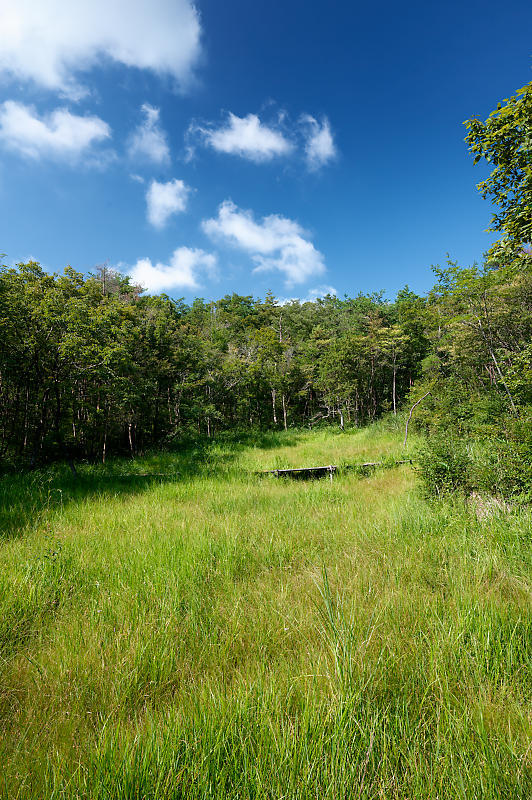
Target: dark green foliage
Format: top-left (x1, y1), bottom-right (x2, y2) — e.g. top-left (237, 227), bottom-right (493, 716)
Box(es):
top-left (1, 257), bottom-right (530, 503)
top-left (0, 263), bottom-right (427, 468)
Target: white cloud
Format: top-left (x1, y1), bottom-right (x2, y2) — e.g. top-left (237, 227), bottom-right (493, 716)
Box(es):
top-left (127, 104), bottom-right (170, 165)
top-left (306, 285), bottom-right (338, 300)
top-left (301, 115), bottom-right (337, 170)
top-left (0, 0), bottom-right (202, 99)
top-left (189, 113), bottom-right (293, 162)
top-left (202, 200), bottom-right (326, 287)
top-left (0, 100), bottom-right (111, 161)
top-left (129, 247), bottom-right (217, 292)
top-left (188, 109), bottom-right (337, 170)
top-left (146, 178), bottom-right (190, 229)
top-left (278, 285), bottom-right (338, 305)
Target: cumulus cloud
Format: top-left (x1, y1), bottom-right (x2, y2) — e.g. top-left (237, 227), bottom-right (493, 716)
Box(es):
top-left (301, 115), bottom-right (337, 170)
top-left (127, 104), bottom-right (170, 165)
top-left (188, 108), bottom-right (337, 170)
top-left (0, 100), bottom-right (111, 161)
top-left (189, 112), bottom-right (293, 162)
top-left (0, 0), bottom-right (202, 99)
top-left (202, 200), bottom-right (326, 287)
top-left (129, 247), bottom-right (217, 292)
top-left (146, 178), bottom-right (190, 229)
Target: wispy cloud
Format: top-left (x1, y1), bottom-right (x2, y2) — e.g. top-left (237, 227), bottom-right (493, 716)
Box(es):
top-left (202, 200), bottom-right (326, 287)
top-left (301, 115), bottom-right (337, 170)
top-left (127, 104), bottom-right (170, 165)
top-left (0, 0), bottom-right (202, 99)
top-left (0, 101), bottom-right (111, 162)
top-left (128, 247), bottom-right (217, 292)
top-left (146, 178), bottom-right (191, 229)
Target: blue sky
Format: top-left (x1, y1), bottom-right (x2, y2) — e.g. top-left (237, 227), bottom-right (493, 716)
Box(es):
top-left (0, 0), bottom-right (531, 303)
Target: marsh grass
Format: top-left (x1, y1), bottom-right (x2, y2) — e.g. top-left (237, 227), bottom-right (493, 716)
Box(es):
top-left (0, 424), bottom-right (530, 798)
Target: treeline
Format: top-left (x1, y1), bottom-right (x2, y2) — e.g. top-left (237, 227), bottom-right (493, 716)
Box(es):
top-left (1, 258), bottom-right (530, 478)
top-left (0, 262), bottom-right (429, 466)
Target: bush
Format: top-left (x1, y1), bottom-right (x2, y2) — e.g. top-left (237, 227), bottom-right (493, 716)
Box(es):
top-left (472, 414), bottom-right (532, 502)
top-left (415, 436), bottom-right (472, 497)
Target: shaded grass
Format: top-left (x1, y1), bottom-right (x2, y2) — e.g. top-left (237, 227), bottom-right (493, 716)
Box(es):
top-left (0, 428), bottom-right (303, 541)
top-left (0, 424), bottom-right (530, 798)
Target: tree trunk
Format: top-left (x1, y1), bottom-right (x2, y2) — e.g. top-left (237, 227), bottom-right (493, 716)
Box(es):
top-left (471, 312), bottom-right (518, 414)
top-left (282, 393), bottom-right (288, 431)
top-left (403, 392), bottom-right (431, 447)
top-left (392, 357), bottom-right (397, 415)
top-left (489, 350), bottom-right (517, 413)
top-left (272, 388), bottom-right (277, 425)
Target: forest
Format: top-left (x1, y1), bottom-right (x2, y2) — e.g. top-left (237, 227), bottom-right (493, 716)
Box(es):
top-left (1, 248), bottom-right (530, 499)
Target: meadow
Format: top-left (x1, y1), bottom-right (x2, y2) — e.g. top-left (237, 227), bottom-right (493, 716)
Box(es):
top-left (0, 421), bottom-right (530, 799)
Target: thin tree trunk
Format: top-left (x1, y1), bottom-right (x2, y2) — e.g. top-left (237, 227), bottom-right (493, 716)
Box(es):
top-left (392, 357), bottom-right (397, 415)
top-left (403, 392), bottom-right (430, 447)
top-left (470, 312), bottom-right (518, 414)
top-left (489, 350), bottom-right (517, 413)
top-left (23, 385), bottom-right (29, 449)
top-left (128, 421), bottom-right (134, 456)
top-left (272, 388), bottom-right (277, 425)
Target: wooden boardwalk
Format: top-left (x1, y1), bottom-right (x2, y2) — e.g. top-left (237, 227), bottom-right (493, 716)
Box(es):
top-left (257, 460), bottom-right (411, 480)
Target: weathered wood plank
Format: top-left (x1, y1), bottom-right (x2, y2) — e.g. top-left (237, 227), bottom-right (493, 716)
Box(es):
top-left (98, 473), bottom-right (180, 479)
top-left (257, 460), bottom-right (411, 477)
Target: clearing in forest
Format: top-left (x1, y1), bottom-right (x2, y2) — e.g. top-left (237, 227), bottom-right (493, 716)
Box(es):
top-left (0, 423), bottom-right (530, 799)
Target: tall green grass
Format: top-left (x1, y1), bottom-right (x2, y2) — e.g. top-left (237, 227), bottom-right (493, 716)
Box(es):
top-left (0, 424), bottom-right (530, 798)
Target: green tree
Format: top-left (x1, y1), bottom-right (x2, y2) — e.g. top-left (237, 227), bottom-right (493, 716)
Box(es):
top-left (465, 82), bottom-right (532, 262)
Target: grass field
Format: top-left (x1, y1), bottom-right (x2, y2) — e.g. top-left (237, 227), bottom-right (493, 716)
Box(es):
top-left (0, 422), bottom-right (530, 798)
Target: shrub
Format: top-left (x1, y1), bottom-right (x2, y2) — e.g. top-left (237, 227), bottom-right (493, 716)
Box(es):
top-left (473, 414), bottom-right (532, 502)
top-left (415, 436), bottom-right (472, 497)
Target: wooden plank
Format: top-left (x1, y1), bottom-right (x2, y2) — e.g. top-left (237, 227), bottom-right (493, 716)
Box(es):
top-left (257, 459), bottom-right (411, 477)
top-left (260, 464), bottom-right (337, 475)
top-left (344, 459), bottom-right (412, 470)
top-left (100, 473), bottom-right (180, 478)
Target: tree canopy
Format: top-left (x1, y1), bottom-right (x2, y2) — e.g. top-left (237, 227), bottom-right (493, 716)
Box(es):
top-left (465, 81), bottom-right (532, 262)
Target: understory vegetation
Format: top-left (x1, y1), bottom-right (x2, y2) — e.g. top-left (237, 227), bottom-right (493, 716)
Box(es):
top-left (0, 424), bottom-right (530, 798)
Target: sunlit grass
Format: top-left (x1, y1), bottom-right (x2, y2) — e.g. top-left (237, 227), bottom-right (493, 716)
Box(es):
top-left (0, 423), bottom-right (530, 798)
